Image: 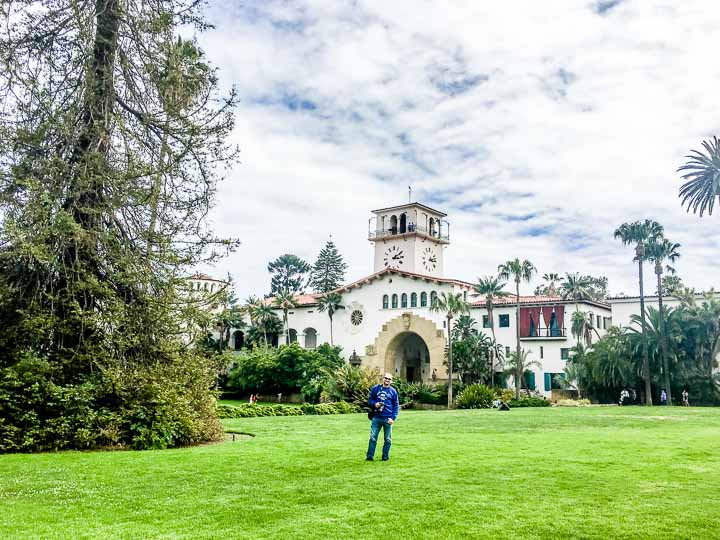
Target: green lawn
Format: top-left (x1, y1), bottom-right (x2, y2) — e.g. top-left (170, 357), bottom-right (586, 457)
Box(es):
top-left (2, 407), bottom-right (720, 539)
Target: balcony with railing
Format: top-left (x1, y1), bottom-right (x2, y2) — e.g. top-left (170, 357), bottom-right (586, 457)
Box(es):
top-left (368, 224), bottom-right (450, 243)
top-left (520, 327), bottom-right (567, 340)
top-left (519, 306), bottom-right (567, 340)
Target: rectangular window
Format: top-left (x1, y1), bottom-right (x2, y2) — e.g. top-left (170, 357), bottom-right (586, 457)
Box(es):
top-left (540, 346), bottom-right (544, 359)
top-left (560, 348), bottom-right (569, 360)
top-left (597, 315), bottom-right (601, 328)
top-left (506, 346), bottom-right (511, 358)
top-left (545, 372), bottom-right (565, 391)
top-left (482, 315), bottom-right (490, 328)
top-left (523, 371), bottom-right (536, 391)
top-left (499, 314), bottom-right (510, 328)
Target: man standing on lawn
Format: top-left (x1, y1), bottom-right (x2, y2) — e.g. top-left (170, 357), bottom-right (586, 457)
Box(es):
top-left (366, 373), bottom-right (399, 462)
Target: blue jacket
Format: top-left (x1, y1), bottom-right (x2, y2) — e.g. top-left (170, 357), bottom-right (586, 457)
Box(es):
top-left (369, 384), bottom-right (399, 420)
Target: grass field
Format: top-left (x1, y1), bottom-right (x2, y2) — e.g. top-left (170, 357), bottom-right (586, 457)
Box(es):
top-left (2, 407), bottom-right (720, 539)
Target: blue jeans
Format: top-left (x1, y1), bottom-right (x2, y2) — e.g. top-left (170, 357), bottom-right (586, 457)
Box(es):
top-left (366, 416), bottom-right (392, 460)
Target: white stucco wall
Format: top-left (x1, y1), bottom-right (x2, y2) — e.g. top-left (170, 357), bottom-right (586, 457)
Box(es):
top-left (264, 273), bottom-right (610, 397)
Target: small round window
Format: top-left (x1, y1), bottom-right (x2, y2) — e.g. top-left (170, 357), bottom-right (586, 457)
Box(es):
top-left (351, 310), bottom-right (363, 326)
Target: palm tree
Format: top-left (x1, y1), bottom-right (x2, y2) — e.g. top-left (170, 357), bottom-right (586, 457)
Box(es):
top-left (430, 292), bottom-right (470, 406)
top-left (542, 273), bottom-right (561, 296)
top-left (272, 291), bottom-right (298, 345)
top-left (570, 310), bottom-right (599, 348)
top-left (246, 297), bottom-right (275, 349)
top-left (614, 220), bottom-right (663, 405)
top-left (505, 348), bottom-right (541, 399)
top-left (472, 276), bottom-right (510, 386)
top-left (559, 273), bottom-right (595, 313)
top-left (678, 136), bottom-right (720, 216)
top-left (646, 238), bottom-right (681, 405)
top-left (498, 258), bottom-right (537, 376)
top-left (317, 292), bottom-right (344, 346)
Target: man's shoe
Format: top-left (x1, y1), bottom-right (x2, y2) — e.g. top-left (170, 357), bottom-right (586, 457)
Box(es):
top-left (365, 457), bottom-right (374, 461)
top-left (382, 458), bottom-right (389, 461)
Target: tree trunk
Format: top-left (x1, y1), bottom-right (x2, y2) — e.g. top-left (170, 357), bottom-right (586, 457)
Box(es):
top-left (329, 313), bottom-right (334, 346)
top-left (284, 311), bottom-right (289, 345)
top-left (638, 255), bottom-right (652, 405)
top-left (60, 0), bottom-right (121, 349)
top-left (515, 279), bottom-right (521, 399)
top-left (488, 300), bottom-right (496, 387)
top-left (657, 267), bottom-right (671, 405)
top-left (447, 315), bottom-right (453, 407)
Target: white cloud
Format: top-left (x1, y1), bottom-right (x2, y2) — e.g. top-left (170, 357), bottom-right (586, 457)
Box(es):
top-left (197, 0), bottom-right (720, 299)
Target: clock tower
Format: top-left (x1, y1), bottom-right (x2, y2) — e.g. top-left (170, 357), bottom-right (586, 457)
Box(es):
top-left (368, 202), bottom-right (449, 277)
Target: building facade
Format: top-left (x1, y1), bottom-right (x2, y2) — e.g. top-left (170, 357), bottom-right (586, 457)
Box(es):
top-left (242, 202), bottom-right (612, 397)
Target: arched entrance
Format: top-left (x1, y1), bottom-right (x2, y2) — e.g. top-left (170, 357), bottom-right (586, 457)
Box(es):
top-left (365, 312), bottom-right (447, 382)
top-left (386, 332), bottom-right (429, 382)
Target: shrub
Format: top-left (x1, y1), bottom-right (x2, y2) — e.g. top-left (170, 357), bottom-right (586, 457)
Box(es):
top-left (556, 399), bottom-right (591, 407)
top-left (508, 397), bottom-right (550, 408)
top-left (415, 383), bottom-right (444, 405)
top-left (217, 404), bottom-right (303, 418)
top-left (0, 351), bottom-right (224, 453)
top-left (455, 384), bottom-right (495, 409)
top-left (498, 388), bottom-right (515, 403)
top-left (321, 364), bottom-right (381, 405)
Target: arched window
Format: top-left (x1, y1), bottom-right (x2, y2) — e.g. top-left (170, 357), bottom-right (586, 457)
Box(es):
top-left (232, 330), bottom-right (245, 351)
top-left (289, 329), bottom-right (298, 343)
top-left (410, 292), bottom-right (417, 307)
top-left (430, 291), bottom-right (438, 307)
top-left (429, 218), bottom-right (436, 236)
top-left (382, 295), bottom-right (389, 309)
top-left (399, 213), bottom-right (407, 234)
top-left (390, 215), bottom-right (398, 235)
top-left (420, 292), bottom-right (428, 307)
top-left (304, 328), bottom-right (317, 349)
top-left (391, 294), bottom-right (398, 308)
top-left (401, 293), bottom-right (408, 308)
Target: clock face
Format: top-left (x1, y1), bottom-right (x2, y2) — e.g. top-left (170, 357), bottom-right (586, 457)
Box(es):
top-left (383, 245), bottom-right (405, 268)
top-left (422, 247), bottom-right (438, 272)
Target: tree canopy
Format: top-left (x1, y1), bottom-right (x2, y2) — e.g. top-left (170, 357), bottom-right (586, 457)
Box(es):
top-left (0, 1), bottom-right (238, 452)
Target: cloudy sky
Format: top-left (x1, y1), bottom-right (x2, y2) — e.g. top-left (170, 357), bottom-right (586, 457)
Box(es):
top-left (196, 0), bottom-right (720, 299)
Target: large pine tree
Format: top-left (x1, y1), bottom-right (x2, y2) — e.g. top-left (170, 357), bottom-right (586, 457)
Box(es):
top-left (309, 240), bottom-right (348, 293)
top-left (0, 1), bottom-right (238, 452)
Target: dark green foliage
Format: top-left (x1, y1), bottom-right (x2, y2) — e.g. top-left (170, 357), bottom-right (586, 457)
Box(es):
top-left (309, 240), bottom-right (348, 293)
top-left (455, 384), bottom-right (495, 409)
top-left (300, 402), bottom-right (361, 415)
top-left (268, 254), bottom-right (311, 295)
top-left (224, 343), bottom-right (344, 401)
top-left (508, 397), bottom-right (550, 408)
top-left (216, 402), bottom-right (360, 418)
top-left (678, 136), bottom-right (720, 216)
top-left (414, 383), bottom-right (445, 404)
top-left (0, 352), bottom-right (223, 452)
top-left (0, 2), bottom-right (237, 452)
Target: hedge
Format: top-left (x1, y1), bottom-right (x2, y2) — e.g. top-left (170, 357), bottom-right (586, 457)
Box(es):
top-left (217, 402), bottom-right (361, 418)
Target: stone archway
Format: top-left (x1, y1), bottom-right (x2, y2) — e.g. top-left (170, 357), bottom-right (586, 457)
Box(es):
top-left (365, 313), bottom-right (447, 382)
top-left (386, 332), bottom-right (428, 382)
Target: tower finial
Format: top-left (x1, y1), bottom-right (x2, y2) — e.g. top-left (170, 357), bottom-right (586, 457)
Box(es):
top-left (408, 185), bottom-right (412, 203)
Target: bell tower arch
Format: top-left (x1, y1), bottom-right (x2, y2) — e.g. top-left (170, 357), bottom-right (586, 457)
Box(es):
top-left (367, 202), bottom-right (450, 277)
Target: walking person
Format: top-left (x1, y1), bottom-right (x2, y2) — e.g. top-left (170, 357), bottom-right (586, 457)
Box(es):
top-left (366, 373), bottom-right (399, 462)
top-left (682, 389), bottom-right (689, 406)
top-left (660, 389), bottom-right (668, 406)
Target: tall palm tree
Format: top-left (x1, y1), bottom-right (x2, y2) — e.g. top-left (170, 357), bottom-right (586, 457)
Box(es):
top-left (498, 258), bottom-right (537, 375)
top-left (430, 292), bottom-right (470, 406)
top-left (317, 292), bottom-right (344, 346)
top-left (646, 237), bottom-right (681, 405)
top-left (559, 273), bottom-right (595, 313)
top-left (505, 348), bottom-right (541, 399)
top-left (614, 220), bottom-right (664, 405)
top-left (542, 273), bottom-right (561, 296)
top-left (472, 276), bottom-right (510, 386)
top-left (272, 291), bottom-right (298, 345)
top-left (678, 136), bottom-right (720, 216)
